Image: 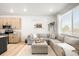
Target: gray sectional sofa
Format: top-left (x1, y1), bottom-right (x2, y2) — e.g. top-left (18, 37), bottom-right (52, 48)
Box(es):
top-left (27, 33), bottom-right (79, 56)
top-left (48, 34), bottom-right (79, 56)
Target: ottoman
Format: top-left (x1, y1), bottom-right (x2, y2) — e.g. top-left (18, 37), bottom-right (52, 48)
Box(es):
top-left (32, 41), bottom-right (48, 54)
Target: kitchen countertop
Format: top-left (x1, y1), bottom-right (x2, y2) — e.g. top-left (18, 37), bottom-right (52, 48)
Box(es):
top-left (0, 35), bottom-right (8, 38)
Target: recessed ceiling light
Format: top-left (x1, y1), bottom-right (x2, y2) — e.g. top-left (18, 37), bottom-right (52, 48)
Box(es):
top-left (24, 8), bottom-right (27, 12)
top-left (10, 8), bottom-right (14, 13)
top-left (49, 9), bottom-right (53, 12)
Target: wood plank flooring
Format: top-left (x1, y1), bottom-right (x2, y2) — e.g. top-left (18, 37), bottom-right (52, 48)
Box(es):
top-left (1, 43), bottom-right (56, 56)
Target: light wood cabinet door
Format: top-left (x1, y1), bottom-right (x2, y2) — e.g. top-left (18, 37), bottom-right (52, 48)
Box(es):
top-left (11, 18), bottom-right (21, 29)
top-left (13, 35), bottom-right (20, 43)
top-left (9, 33), bottom-right (20, 44)
top-left (9, 34), bottom-right (14, 43)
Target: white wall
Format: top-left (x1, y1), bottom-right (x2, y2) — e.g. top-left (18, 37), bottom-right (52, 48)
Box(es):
top-left (21, 16), bottom-right (56, 41)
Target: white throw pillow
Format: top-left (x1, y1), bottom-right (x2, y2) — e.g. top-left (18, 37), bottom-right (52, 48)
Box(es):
top-left (33, 34), bottom-right (37, 39)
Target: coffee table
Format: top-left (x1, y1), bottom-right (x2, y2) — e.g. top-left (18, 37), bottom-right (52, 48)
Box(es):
top-left (32, 41), bottom-right (48, 54)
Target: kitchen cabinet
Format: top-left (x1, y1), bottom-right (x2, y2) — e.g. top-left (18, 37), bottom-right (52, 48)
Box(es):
top-left (9, 32), bottom-right (21, 43)
top-left (0, 17), bottom-right (21, 29)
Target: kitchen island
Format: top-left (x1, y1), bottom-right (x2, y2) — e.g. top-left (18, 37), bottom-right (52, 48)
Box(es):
top-left (0, 35), bottom-right (8, 55)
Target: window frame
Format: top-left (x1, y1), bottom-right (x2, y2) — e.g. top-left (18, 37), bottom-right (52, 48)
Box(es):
top-left (59, 5), bottom-right (79, 36)
top-left (60, 10), bottom-right (73, 34)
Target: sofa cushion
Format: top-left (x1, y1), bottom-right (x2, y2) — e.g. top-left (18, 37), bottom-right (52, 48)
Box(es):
top-left (49, 39), bottom-right (61, 50)
top-left (36, 34), bottom-right (50, 38)
top-left (49, 39), bottom-right (61, 46)
top-left (57, 35), bottom-right (64, 42)
top-left (50, 34), bottom-right (56, 39)
top-left (64, 36), bottom-right (79, 45)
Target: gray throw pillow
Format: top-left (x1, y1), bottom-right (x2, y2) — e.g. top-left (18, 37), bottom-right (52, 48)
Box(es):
top-left (57, 35), bottom-right (64, 42)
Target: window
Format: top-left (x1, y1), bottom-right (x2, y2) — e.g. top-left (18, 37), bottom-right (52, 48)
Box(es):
top-left (61, 11), bottom-right (72, 34)
top-left (73, 6), bottom-right (79, 34)
top-left (60, 5), bottom-right (79, 35)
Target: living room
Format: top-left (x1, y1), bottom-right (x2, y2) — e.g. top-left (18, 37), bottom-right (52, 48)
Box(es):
top-left (0, 3), bottom-right (79, 56)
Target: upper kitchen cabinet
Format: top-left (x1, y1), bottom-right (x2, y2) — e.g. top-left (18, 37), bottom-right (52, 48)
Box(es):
top-left (0, 17), bottom-right (21, 29)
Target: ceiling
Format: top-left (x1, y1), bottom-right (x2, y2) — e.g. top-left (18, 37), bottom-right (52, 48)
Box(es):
top-left (0, 3), bottom-right (78, 16)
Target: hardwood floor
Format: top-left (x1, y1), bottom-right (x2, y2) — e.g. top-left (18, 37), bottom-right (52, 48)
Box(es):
top-left (1, 42), bottom-right (56, 56)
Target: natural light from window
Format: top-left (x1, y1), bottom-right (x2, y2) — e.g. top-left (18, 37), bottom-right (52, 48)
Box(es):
top-left (59, 5), bottom-right (79, 36)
